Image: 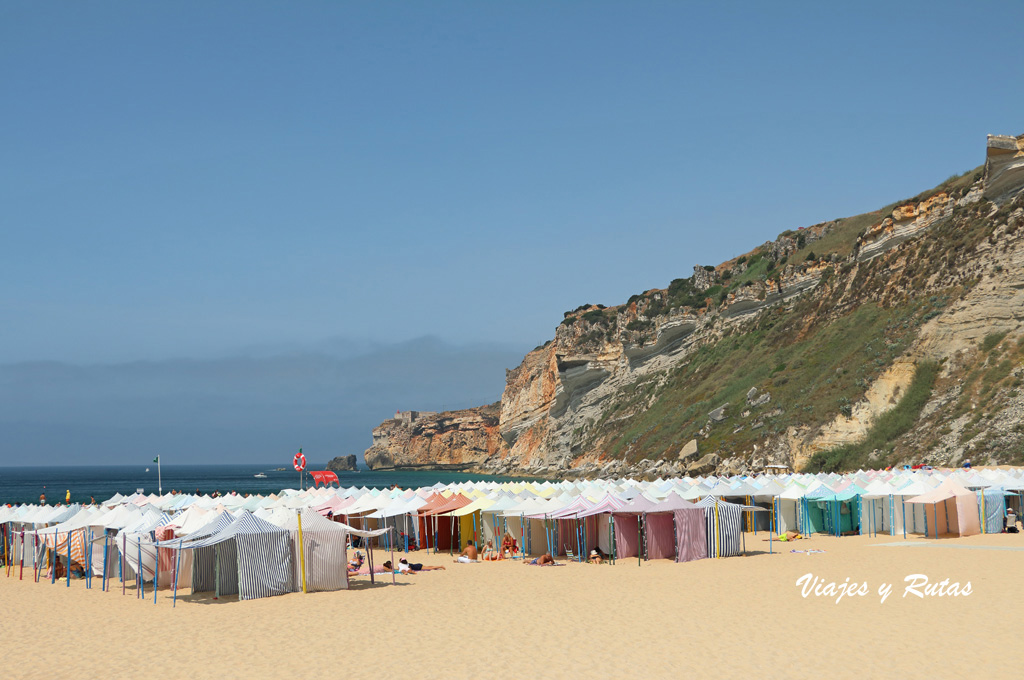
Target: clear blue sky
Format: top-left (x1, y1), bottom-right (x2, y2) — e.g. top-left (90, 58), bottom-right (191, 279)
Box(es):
top-left (2, 1), bottom-right (1022, 364)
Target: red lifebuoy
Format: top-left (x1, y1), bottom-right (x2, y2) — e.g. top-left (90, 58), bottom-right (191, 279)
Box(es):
top-left (293, 451), bottom-right (306, 471)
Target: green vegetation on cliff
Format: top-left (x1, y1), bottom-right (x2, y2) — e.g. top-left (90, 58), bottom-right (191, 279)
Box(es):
top-left (593, 296), bottom-right (933, 465)
top-left (804, 360), bottom-right (940, 472)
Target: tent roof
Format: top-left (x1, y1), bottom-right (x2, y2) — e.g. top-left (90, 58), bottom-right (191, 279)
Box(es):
top-left (906, 476), bottom-right (977, 504)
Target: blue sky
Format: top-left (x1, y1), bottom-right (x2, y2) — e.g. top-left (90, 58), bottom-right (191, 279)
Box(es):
top-left (1, 2), bottom-right (1022, 465)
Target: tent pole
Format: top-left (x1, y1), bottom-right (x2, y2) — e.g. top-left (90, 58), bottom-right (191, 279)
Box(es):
top-left (713, 502), bottom-right (720, 559)
top-left (101, 533), bottom-right (108, 591)
top-left (138, 537), bottom-right (143, 598)
top-left (19, 531), bottom-right (24, 580)
top-left (390, 534), bottom-right (396, 586)
top-left (368, 541), bottom-right (374, 585)
top-left (154, 537), bottom-right (160, 604)
top-left (87, 529), bottom-right (94, 589)
top-left (214, 544), bottom-right (219, 600)
top-left (52, 527), bottom-right (57, 585)
top-left (34, 533), bottom-right (41, 583)
top-left (173, 539), bottom-right (182, 608)
top-left (121, 533), bottom-right (126, 595)
top-left (902, 498), bottom-right (906, 539)
top-left (297, 510), bottom-right (308, 594)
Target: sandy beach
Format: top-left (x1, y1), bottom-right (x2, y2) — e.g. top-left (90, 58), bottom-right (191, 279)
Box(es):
top-left (3, 531), bottom-right (1021, 680)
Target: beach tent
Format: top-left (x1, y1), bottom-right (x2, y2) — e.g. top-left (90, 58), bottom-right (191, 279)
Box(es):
top-left (612, 495), bottom-right (660, 559)
top-left (979, 488), bottom-right (1007, 534)
top-left (906, 477), bottom-right (981, 538)
top-left (694, 497), bottom-right (745, 558)
top-left (184, 512), bottom-right (293, 600)
top-left (276, 509), bottom-right (349, 592)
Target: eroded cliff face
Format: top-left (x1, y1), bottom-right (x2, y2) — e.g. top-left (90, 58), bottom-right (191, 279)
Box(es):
top-left (363, 404), bottom-right (505, 470)
top-left (365, 133), bottom-right (1024, 476)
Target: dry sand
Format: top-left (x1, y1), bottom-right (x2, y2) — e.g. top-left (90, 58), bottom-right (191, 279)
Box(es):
top-left (2, 532), bottom-right (1022, 680)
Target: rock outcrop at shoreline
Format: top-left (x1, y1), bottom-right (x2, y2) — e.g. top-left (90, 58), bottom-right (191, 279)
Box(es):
top-left (325, 455), bottom-right (358, 472)
top-left (365, 133), bottom-right (1024, 477)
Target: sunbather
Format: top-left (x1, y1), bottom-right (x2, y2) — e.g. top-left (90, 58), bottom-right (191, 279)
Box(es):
top-left (525, 553), bottom-right (557, 566)
top-left (482, 540), bottom-right (498, 561)
top-left (397, 558), bottom-right (446, 572)
top-left (454, 540), bottom-right (478, 563)
top-left (500, 532), bottom-right (518, 559)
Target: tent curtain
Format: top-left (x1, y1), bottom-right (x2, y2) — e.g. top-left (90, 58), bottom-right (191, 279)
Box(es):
top-left (673, 508), bottom-right (707, 563)
top-left (644, 514), bottom-right (676, 559)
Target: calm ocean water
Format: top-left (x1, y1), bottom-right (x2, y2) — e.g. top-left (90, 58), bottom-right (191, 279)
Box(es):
top-left (0, 464), bottom-right (539, 506)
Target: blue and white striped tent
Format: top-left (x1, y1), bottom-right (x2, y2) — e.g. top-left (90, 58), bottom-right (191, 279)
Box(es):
top-left (186, 512), bottom-right (293, 601)
top-left (277, 509), bottom-right (350, 592)
top-left (186, 512), bottom-right (237, 593)
top-left (694, 496), bottom-right (754, 558)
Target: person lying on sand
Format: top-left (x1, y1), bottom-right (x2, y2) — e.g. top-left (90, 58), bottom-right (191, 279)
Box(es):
top-left (525, 553), bottom-right (558, 566)
top-left (396, 558), bottom-right (445, 572)
top-left (454, 540), bottom-right (479, 563)
top-left (763, 531), bottom-right (802, 542)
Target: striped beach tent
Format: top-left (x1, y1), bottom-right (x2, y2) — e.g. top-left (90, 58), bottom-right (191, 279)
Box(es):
top-left (694, 496), bottom-right (744, 558)
top-left (276, 509), bottom-right (349, 593)
top-left (186, 512), bottom-right (293, 600)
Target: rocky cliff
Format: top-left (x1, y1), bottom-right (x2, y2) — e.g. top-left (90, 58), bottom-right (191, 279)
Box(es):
top-left (366, 133), bottom-right (1024, 476)
top-left (363, 404), bottom-right (504, 470)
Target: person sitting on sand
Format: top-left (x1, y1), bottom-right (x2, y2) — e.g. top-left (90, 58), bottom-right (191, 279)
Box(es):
top-left (398, 558), bottom-right (445, 572)
top-left (50, 557), bottom-right (66, 580)
top-left (347, 552), bottom-right (364, 573)
top-left (588, 549), bottom-right (603, 564)
top-left (454, 540), bottom-right (478, 563)
top-left (525, 553), bottom-right (557, 566)
top-left (500, 532), bottom-right (517, 560)
top-left (482, 540), bottom-right (498, 561)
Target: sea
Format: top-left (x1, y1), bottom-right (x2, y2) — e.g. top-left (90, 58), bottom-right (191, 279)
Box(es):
top-left (0, 464), bottom-right (540, 506)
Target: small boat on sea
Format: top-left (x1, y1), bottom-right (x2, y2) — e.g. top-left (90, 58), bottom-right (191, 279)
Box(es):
top-left (254, 473), bottom-right (268, 479)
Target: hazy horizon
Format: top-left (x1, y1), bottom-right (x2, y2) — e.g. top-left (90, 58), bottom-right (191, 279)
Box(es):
top-left (3, 2), bottom-right (1023, 467)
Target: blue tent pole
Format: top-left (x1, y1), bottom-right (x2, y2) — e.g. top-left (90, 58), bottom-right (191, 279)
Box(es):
top-left (102, 533), bottom-right (109, 592)
top-left (51, 527), bottom-right (57, 584)
top-left (154, 538), bottom-right (160, 604)
top-left (173, 539), bottom-right (182, 608)
top-left (576, 519), bottom-right (581, 561)
top-left (86, 529), bottom-right (93, 588)
top-left (902, 498), bottom-right (907, 539)
top-left (65, 529), bottom-right (70, 588)
top-left (138, 537), bottom-right (144, 599)
top-left (933, 503), bottom-right (939, 539)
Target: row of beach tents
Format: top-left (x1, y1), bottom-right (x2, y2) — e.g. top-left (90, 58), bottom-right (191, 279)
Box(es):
top-left (3, 466), bottom-right (1021, 602)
